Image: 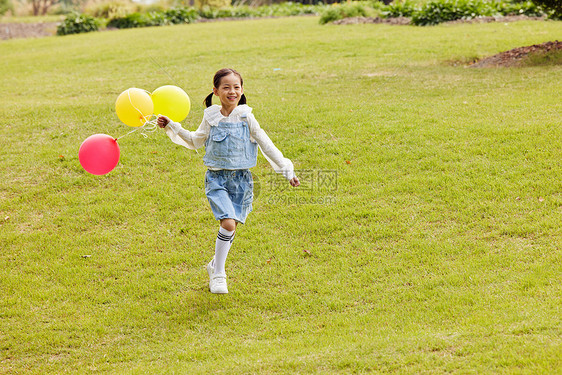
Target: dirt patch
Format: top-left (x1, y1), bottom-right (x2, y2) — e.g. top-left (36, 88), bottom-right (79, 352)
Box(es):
top-left (333, 16), bottom-right (411, 25)
top-left (0, 22), bottom-right (58, 40)
top-left (470, 40), bottom-right (562, 67)
top-left (333, 14), bottom-right (547, 26)
top-left (443, 15), bottom-right (546, 24)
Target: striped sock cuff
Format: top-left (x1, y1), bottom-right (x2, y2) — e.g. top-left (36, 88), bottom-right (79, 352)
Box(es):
top-left (217, 232), bottom-right (234, 242)
top-left (217, 227), bottom-right (235, 242)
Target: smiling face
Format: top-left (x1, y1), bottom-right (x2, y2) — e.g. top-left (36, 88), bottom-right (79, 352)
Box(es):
top-left (213, 73), bottom-right (243, 113)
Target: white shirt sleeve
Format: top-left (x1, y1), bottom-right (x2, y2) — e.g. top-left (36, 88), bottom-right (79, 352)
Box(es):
top-left (247, 113), bottom-right (295, 180)
top-left (165, 119), bottom-right (209, 150)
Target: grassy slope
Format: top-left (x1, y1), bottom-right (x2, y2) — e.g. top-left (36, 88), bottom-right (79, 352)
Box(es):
top-left (0, 17), bottom-right (561, 373)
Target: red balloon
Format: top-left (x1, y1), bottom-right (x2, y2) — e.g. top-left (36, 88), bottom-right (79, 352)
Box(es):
top-left (79, 134), bottom-right (120, 175)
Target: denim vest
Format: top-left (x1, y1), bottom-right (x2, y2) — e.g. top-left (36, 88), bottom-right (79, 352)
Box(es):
top-left (203, 118), bottom-right (258, 170)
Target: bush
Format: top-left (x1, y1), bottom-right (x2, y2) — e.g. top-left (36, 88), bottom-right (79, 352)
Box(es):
top-left (408, 0), bottom-right (548, 25)
top-left (492, 0), bottom-right (543, 17)
top-left (319, 2), bottom-right (370, 24)
top-left (315, 0), bottom-right (548, 24)
top-left (531, 0), bottom-right (561, 19)
top-left (106, 11), bottom-right (170, 28)
top-left (381, 0), bottom-right (416, 18)
top-left (411, 0), bottom-right (496, 25)
top-left (57, 12), bottom-right (100, 35)
top-left (164, 7), bottom-right (200, 23)
top-left (0, 0), bottom-right (13, 16)
top-left (198, 2), bottom-right (323, 19)
top-left (106, 12), bottom-right (147, 28)
top-left (104, 3), bottom-right (324, 29)
top-left (144, 11), bottom-right (169, 26)
top-left (266, 2), bottom-right (325, 16)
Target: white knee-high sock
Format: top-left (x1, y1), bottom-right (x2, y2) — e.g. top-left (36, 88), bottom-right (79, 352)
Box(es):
top-left (214, 227), bottom-right (235, 276)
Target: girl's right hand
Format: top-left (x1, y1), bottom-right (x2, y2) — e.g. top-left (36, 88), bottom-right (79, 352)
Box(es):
top-left (157, 115), bottom-right (171, 128)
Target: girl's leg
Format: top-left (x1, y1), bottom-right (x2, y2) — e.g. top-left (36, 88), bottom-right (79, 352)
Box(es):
top-left (213, 218), bottom-right (237, 276)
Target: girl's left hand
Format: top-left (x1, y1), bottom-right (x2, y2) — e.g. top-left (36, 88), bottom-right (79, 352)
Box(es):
top-left (290, 176), bottom-right (300, 187)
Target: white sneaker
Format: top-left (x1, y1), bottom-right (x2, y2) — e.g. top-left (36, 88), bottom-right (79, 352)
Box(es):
top-left (209, 274), bottom-right (228, 294)
top-left (207, 259), bottom-right (228, 294)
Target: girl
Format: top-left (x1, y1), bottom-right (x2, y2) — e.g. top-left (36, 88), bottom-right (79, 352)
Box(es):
top-left (157, 68), bottom-right (300, 294)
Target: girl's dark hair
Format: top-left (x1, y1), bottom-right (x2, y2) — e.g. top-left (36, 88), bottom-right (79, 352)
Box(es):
top-left (204, 68), bottom-right (247, 108)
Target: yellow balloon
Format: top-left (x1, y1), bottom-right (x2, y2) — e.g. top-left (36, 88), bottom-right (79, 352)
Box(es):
top-left (151, 85), bottom-right (191, 122)
top-left (115, 88), bottom-right (154, 127)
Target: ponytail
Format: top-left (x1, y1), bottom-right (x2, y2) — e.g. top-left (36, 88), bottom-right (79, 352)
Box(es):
top-left (203, 92), bottom-right (248, 108)
top-left (204, 92), bottom-right (213, 108)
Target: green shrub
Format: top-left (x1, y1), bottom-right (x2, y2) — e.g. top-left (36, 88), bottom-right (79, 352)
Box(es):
top-left (144, 11), bottom-right (169, 26)
top-left (408, 0), bottom-right (547, 25)
top-left (0, 0), bottom-right (13, 16)
top-left (198, 2), bottom-right (323, 19)
top-left (531, 0), bottom-right (561, 19)
top-left (164, 7), bottom-right (200, 23)
top-left (381, 0), bottom-right (416, 18)
top-left (198, 6), bottom-right (253, 18)
top-left (319, 2), bottom-right (370, 24)
top-left (411, 0), bottom-right (495, 25)
top-left (107, 12), bottom-right (153, 28)
top-left (57, 12), bottom-right (100, 35)
top-left (266, 2), bottom-right (324, 16)
top-left (111, 11), bottom-right (171, 28)
top-left (369, 0), bottom-right (386, 11)
top-left (492, 0), bottom-right (543, 17)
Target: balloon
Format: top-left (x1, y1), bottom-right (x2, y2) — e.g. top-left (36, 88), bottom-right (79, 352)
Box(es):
top-left (79, 134), bottom-right (120, 175)
top-left (115, 88), bottom-right (154, 127)
top-left (151, 85), bottom-right (191, 122)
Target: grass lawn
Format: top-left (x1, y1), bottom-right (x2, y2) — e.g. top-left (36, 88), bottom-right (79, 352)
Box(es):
top-left (0, 15), bottom-right (62, 23)
top-left (1, 16), bottom-right (561, 374)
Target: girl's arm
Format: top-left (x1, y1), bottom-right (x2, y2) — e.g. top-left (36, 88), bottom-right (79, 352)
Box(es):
top-left (247, 114), bottom-right (299, 186)
top-left (158, 115), bottom-right (209, 150)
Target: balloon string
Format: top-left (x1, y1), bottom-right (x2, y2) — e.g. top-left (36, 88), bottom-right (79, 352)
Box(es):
top-left (116, 89), bottom-right (159, 140)
top-left (116, 117), bottom-right (159, 140)
top-left (128, 88), bottom-right (153, 126)
top-left (116, 127), bottom-right (139, 140)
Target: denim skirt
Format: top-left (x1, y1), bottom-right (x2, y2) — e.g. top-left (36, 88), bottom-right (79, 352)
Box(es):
top-left (205, 169), bottom-right (253, 224)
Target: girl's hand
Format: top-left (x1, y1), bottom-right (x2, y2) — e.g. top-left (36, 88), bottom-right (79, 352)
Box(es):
top-left (290, 176), bottom-right (300, 187)
top-left (157, 115), bottom-right (171, 128)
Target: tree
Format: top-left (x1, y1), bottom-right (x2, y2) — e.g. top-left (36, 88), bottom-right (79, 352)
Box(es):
top-left (29, 0), bottom-right (59, 15)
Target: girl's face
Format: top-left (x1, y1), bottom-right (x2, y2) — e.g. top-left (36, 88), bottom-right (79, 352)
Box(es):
top-left (213, 73), bottom-right (243, 108)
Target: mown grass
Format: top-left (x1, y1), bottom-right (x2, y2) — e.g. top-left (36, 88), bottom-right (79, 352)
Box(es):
top-left (521, 48), bottom-right (562, 66)
top-left (0, 15), bottom-right (62, 23)
top-left (1, 17), bottom-right (561, 373)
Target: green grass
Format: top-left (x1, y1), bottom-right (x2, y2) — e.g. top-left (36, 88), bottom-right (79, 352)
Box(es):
top-left (1, 17), bottom-right (561, 373)
top-left (0, 15), bottom-right (62, 23)
top-left (521, 48), bottom-right (562, 66)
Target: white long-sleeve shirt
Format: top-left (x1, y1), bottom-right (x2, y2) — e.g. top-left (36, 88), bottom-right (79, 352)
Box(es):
top-left (165, 104), bottom-right (295, 180)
